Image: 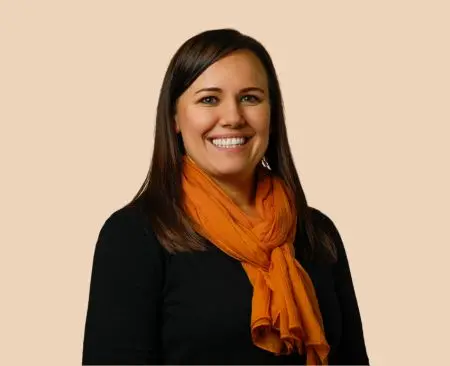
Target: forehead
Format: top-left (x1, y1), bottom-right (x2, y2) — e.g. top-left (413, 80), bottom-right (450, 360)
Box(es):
top-left (189, 50), bottom-right (268, 90)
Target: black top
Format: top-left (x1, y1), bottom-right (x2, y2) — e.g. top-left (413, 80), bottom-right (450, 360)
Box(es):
top-left (82, 200), bottom-right (369, 365)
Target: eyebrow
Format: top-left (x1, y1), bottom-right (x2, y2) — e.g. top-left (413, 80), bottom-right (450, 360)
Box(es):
top-left (194, 87), bottom-right (265, 94)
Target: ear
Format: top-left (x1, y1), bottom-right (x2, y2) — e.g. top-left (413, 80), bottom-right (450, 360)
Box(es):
top-left (174, 114), bottom-right (180, 133)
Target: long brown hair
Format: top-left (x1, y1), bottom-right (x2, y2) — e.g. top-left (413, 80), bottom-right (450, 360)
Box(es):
top-left (128, 28), bottom-right (336, 262)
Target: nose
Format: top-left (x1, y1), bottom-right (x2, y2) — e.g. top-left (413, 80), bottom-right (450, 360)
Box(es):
top-left (219, 99), bottom-right (245, 128)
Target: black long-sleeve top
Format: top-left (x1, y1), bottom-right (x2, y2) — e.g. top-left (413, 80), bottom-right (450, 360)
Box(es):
top-left (82, 200), bottom-right (369, 365)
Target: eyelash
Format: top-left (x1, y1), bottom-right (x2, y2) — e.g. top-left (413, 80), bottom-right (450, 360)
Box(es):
top-left (199, 95), bottom-right (261, 105)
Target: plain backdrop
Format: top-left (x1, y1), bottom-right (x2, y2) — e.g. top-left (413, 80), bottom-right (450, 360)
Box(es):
top-left (1, 1), bottom-right (449, 365)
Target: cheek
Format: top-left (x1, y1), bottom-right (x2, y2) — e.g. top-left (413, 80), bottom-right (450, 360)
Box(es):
top-left (179, 106), bottom-right (217, 138)
top-left (246, 108), bottom-right (270, 136)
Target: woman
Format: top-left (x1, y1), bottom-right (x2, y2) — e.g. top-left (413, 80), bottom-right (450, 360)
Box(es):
top-left (82, 28), bottom-right (369, 365)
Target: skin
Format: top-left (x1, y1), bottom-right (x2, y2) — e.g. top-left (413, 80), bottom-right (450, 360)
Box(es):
top-left (174, 50), bottom-right (271, 216)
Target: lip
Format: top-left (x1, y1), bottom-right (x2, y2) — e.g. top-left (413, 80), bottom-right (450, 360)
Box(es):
top-left (207, 134), bottom-right (254, 141)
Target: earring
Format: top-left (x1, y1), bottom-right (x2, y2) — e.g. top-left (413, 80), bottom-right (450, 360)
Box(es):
top-left (261, 157), bottom-right (271, 170)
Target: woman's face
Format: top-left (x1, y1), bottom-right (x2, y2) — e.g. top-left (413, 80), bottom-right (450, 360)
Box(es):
top-left (175, 50), bottom-right (270, 182)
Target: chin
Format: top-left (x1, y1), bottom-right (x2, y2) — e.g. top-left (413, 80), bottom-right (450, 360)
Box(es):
top-left (209, 162), bottom-right (254, 179)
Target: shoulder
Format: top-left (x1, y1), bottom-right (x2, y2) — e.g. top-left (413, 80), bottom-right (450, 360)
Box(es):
top-left (94, 199), bottom-right (166, 261)
top-left (306, 206), bottom-right (346, 263)
top-left (308, 207), bottom-right (340, 238)
top-left (100, 199), bottom-right (149, 235)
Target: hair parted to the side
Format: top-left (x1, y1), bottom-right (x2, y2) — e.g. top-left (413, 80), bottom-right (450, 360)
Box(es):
top-left (127, 28), bottom-right (336, 262)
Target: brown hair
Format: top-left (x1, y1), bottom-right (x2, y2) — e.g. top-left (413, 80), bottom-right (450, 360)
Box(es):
top-left (128, 28), bottom-right (336, 262)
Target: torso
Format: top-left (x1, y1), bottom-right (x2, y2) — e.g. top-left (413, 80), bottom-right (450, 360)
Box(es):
top-left (159, 237), bottom-right (342, 364)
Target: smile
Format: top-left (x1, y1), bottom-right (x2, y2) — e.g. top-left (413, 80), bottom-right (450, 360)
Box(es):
top-left (209, 137), bottom-right (251, 148)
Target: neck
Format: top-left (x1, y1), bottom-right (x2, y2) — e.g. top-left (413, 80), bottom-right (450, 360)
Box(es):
top-left (212, 171), bottom-right (258, 217)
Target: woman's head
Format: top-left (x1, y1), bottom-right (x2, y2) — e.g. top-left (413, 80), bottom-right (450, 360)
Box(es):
top-left (153, 28), bottom-right (292, 184)
top-left (175, 49), bottom-right (270, 182)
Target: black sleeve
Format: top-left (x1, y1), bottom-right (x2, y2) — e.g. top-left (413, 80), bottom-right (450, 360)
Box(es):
top-left (319, 211), bottom-right (370, 365)
top-left (82, 206), bottom-right (165, 365)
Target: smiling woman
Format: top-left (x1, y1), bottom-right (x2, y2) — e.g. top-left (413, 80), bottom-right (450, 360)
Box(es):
top-left (82, 28), bottom-right (370, 365)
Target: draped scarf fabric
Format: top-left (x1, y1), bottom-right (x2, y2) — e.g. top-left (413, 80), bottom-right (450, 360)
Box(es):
top-left (181, 156), bottom-right (330, 365)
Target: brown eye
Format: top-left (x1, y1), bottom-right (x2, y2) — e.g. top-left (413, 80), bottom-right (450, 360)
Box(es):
top-left (200, 96), bottom-right (218, 105)
top-left (241, 95), bottom-right (260, 104)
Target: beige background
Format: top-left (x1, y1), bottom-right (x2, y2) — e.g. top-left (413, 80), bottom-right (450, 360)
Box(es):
top-left (1, 1), bottom-right (449, 365)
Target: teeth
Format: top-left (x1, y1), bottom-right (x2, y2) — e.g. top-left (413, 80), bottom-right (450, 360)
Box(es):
top-left (211, 137), bottom-right (247, 148)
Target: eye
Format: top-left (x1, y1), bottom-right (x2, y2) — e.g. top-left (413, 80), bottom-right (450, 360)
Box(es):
top-left (240, 94), bottom-right (261, 104)
top-left (199, 96), bottom-right (219, 105)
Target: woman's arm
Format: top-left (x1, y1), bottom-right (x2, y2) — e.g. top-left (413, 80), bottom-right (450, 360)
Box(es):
top-left (82, 205), bottom-right (164, 365)
top-left (318, 211), bottom-right (370, 365)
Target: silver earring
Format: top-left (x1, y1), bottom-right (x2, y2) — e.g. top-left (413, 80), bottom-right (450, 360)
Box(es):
top-left (261, 157), bottom-right (271, 170)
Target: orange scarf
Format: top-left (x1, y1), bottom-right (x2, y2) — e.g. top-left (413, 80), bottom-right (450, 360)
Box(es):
top-left (182, 156), bottom-right (330, 365)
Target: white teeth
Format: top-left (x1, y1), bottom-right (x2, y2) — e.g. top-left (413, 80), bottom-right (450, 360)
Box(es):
top-left (211, 137), bottom-right (247, 148)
